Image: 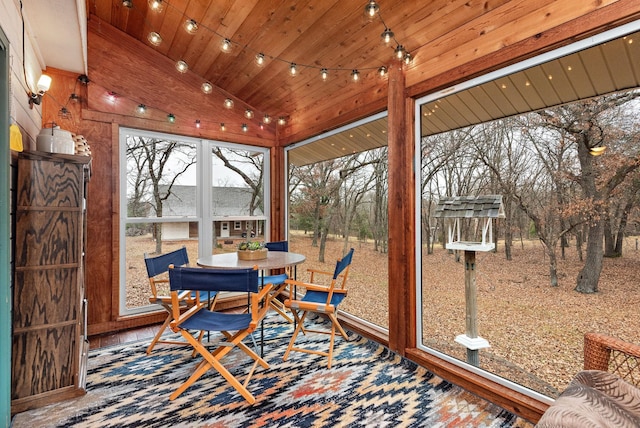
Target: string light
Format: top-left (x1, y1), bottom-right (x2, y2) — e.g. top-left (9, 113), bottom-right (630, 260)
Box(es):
top-left (245, 109), bottom-right (254, 119)
top-left (381, 28), bottom-right (394, 44)
top-left (378, 66), bottom-right (387, 77)
top-left (263, 114), bottom-right (271, 124)
top-left (220, 38), bottom-right (233, 52)
top-left (176, 60), bottom-right (188, 73)
top-left (167, 113), bottom-right (175, 123)
top-left (195, 119), bottom-right (201, 128)
top-left (201, 82), bottom-right (213, 94)
top-left (241, 123), bottom-right (248, 132)
top-left (220, 123), bottom-right (226, 131)
top-left (351, 69), bottom-right (360, 82)
top-left (289, 63), bottom-right (297, 76)
top-left (394, 45), bottom-right (405, 60)
top-left (224, 98), bottom-right (234, 109)
top-left (137, 104), bottom-right (146, 114)
top-left (255, 53), bottom-right (265, 66)
top-left (184, 19), bottom-right (198, 34)
top-left (364, 0), bottom-right (379, 19)
top-left (107, 91), bottom-right (117, 102)
top-left (147, 32), bottom-right (162, 46)
top-left (403, 52), bottom-right (413, 65)
top-left (321, 68), bottom-right (329, 81)
top-left (122, 0), bottom-right (133, 8)
top-left (148, 0), bottom-right (164, 12)
top-left (278, 117), bottom-right (286, 125)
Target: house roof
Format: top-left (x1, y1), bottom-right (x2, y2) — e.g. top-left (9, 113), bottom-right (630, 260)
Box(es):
top-left (433, 195), bottom-right (505, 219)
top-left (157, 185), bottom-right (264, 218)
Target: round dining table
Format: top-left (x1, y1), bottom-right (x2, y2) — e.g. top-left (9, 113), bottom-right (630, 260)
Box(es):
top-left (197, 251), bottom-right (306, 270)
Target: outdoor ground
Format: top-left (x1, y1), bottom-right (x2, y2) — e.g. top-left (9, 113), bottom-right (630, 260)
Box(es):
top-left (126, 232), bottom-right (640, 398)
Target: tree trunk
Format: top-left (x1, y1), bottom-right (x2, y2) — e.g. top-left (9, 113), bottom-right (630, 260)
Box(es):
top-left (548, 247), bottom-right (558, 287)
top-left (575, 219), bottom-right (603, 293)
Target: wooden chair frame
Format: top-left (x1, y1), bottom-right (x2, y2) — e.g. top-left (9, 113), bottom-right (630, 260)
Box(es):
top-left (168, 265), bottom-right (273, 404)
top-left (283, 248), bottom-right (354, 368)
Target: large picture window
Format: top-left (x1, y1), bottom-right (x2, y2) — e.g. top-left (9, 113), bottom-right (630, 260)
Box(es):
top-left (416, 24), bottom-right (640, 400)
top-left (119, 128), bottom-right (268, 315)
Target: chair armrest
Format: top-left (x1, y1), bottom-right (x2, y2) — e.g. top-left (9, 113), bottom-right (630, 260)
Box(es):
top-left (584, 333), bottom-right (640, 387)
top-left (249, 283), bottom-right (273, 329)
top-left (169, 295), bottom-right (206, 332)
top-left (284, 279), bottom-right (332, 292)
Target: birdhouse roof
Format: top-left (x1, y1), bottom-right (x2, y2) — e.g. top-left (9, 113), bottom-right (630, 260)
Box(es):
top-left (433, 195), bottom-right (505, 219)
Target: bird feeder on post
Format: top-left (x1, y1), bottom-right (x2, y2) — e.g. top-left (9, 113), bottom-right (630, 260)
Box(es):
top-left (433, 195), bottom-right (505, 367)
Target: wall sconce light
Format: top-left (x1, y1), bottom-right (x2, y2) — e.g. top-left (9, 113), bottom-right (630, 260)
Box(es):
top-left (28, 74), bottom-right (52, 107)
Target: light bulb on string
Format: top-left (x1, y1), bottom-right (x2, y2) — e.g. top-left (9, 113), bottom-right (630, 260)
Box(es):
top-left (378, 66), bottom-right (387, 77)
top-left (137, 104), bottom-right (146, 114)
top-left (263, 114), bottom-right (271, 124)
top-left (255, 53), bottom-right (265, 66)
top-left (148, 0), bottom-right (163, 12)
top-left (241, 123), bottom-right (248, 132)
top-left (167, 113), bottom-right (175, 123)
top-left (321, 68), bottom-right (329, 81)
top-left (364, 0), bottom-right (379, 19)
top-left (351, 69), bottom-right (360, 82)
top-left (220, 123), bottom-right (226, 131)
top-left (381, 28), bottom-right (394, 44)
top-left (175, 60), bottom-right (188, 73)
top-left (184, 19), bottom-right (198, 34)
top-left (245, 109), bottom-right (254, 119)
top-left (403, 52), bottom-right (413, 65)
top-left (122, 0), bottom-right (133, 8)
top-left (278, 117), bottom-right (286, 125)
top-left (224, 98), bottom-right (234, 109)
top-left (148, 32), bottom-right (162, 46)
top-left (201, 82), bottom-right (213, 94)
top-left (394, 45), bottom-right (405, 60)
top-left (289, 63), bottom-right (297, 76)
top-left (220, 38), bottom-right (233, 53)
top-left (195, 119), bottom-right (201, 128)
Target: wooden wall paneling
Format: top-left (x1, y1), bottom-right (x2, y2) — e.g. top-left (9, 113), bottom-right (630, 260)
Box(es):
top-left (269, 145), bottom-right (285, 241)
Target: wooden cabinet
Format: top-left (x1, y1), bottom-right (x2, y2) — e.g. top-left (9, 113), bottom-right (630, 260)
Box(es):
top-left (11, 151), bottom-right (91, 414)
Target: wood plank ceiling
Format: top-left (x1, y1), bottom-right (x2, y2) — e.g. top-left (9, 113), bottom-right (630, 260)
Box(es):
top-left (87, 1), bottom-right (640, 166)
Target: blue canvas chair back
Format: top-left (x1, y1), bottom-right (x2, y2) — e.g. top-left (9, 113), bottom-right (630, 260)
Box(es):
top-left (265, 240), bottom-right (288, 252)
top-left (333, 248), bottom-right (354, 279)
top-left (169, 266), bottom-right (259, 294)
top-left (145, 246), bottom-right (189, 278)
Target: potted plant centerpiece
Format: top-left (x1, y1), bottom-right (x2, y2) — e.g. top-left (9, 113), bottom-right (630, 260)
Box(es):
top-left (237, 240), bottom-right (268, 260)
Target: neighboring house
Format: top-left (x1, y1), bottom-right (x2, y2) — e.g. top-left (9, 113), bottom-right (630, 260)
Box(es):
top-left (155, 185), bottom-right (265, 240)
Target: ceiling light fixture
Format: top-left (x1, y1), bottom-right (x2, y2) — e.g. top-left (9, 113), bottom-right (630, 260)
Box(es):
top-left (28, 74), bottom-right (51, 107)
top-left (147, 32), bottom-right (162, 46)
top-left (184, 19), bottom-right (198, 34)
top-left (381, 28), bottom-right (394, 44)
top-left (201, 82), bottom-right (213, 94)
top-left (148, 0), bottom-right (163, 12)
top-left (224, 98), bottom-right (234, 109)
top-left (175, 60), bottom-right (188, 73)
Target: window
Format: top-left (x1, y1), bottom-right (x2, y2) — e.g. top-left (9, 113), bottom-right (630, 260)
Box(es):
top-left (119, 129), bottom-right (269, 315)
top-left (234, 221), bottom-right (241, 230)
top-left (415, 23), bottom-right (640, 400)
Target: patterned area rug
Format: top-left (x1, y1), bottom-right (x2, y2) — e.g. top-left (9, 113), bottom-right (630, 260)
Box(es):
top-left (12, 313), bottom-right (534, 427)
